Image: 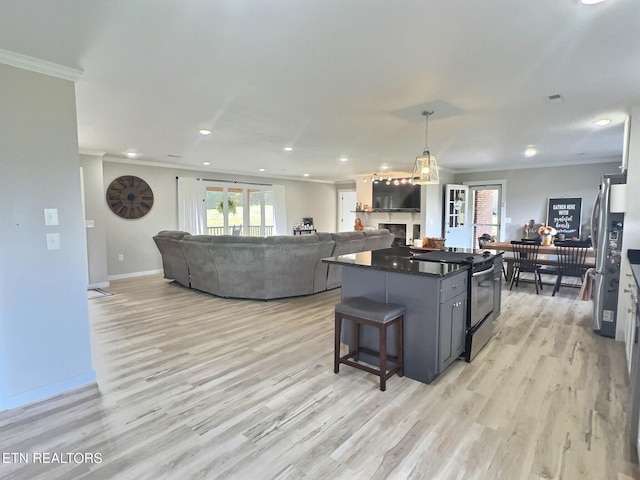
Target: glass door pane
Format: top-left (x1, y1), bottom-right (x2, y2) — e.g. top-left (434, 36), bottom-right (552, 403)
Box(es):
top-left (206, 187), bottom-right (225, 235)
top-left (227, 187), bottom-right (243, 235)
top-left (264, 189), bottom-right (274, 236)
top-left (471, 186), bottom-right (501, 248)
top-left (248, 189), bottom-right (262, 236)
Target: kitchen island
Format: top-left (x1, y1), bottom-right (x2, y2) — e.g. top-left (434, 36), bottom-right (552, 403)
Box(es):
top-left (323, 246), bottom-right (498, 384)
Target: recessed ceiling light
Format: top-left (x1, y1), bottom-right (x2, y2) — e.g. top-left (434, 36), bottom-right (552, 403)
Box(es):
top-left (303, 173), bottom-right (310, 177)
top-left (202, 162), bottom-right (211, 166)
top-left (594, 118), bottom-right (611, 126)
top-left (380, 164), bottom-right (389, 170)
top-left (581, 0), bottom-right (605, 4)
top-left (283, 146), bottom-right (293, 152)
top-left (524, 147), bottom-right (537, 158)
top-left (339, 157), bottom-right (348, 162)
top-left (199, 129), bottom-right (212, 135)
top-left (258, 168), bottom-right (266, 172)
top-left (126, 152), bottom-right (137, 158)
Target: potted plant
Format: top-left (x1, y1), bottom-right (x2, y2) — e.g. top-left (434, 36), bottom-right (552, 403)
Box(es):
top-left (216, 198), bottom-right (238, 215)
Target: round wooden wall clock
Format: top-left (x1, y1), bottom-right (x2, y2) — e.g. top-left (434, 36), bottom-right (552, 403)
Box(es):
top-left (106, 175), bottom-right (154, 219)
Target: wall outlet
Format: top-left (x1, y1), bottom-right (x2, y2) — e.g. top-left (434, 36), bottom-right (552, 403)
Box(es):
top-left (46, 233), bottom-right (61, 250)
top-left (44, 208), bottom-right (59, 226)
top-left (118, 254), bottom-right (124, 261)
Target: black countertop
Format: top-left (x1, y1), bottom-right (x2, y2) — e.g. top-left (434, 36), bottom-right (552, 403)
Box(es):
top-left (322, 246), bottom-right (469, 277)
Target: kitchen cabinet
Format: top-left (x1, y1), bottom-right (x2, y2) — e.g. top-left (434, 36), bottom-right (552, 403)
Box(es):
top-left (439, 292), bottom-right (467, 372)
top-left (623, 267), bottom-right (637, 376)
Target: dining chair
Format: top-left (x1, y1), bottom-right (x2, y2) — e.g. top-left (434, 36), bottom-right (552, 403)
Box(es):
top-left (510, 240), bottom-right (545, 294)
top-left (231, 225), bottom-right (242, 236)
top-left (479, 234), bottom-right (508, 281)
top-left (552, 244), bottom-right (589, 296)
top-left (478, 234), bottom-right (492, 248)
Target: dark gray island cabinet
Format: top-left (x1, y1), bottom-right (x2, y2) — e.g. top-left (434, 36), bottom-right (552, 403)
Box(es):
top-left (323, 249), bottom-right (470, 384)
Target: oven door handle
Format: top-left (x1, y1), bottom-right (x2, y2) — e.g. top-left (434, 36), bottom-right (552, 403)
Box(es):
top-left (472, 266), bottom-right (494, 277)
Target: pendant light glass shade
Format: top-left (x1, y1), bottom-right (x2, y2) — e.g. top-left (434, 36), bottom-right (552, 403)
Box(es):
top-left (412, 152), bottom-right (439, 185)
top-left (412, 111), bottom-right (439, 185)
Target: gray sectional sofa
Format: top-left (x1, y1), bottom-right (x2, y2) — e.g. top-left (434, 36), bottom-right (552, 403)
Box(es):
top-left (153, 229), bottom-right (394, 300)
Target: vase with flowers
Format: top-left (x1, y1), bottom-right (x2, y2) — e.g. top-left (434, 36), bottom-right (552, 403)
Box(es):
top-left (538, 224), bottom-right (557, 245)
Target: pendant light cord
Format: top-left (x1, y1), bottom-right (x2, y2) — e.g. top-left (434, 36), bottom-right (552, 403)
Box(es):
top-left (423, 110), bottom-right (433, 154)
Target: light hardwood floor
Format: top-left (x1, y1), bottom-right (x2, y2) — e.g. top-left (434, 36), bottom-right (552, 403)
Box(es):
top-left (1, 274), bottom-right (639, 479)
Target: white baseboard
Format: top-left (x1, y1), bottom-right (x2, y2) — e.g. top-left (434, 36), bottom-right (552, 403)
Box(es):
top-left (108, 269), bottom-right (163, 281)
top-left (88, 281), bottom-right (110, 290)
top-left (0, 373), bottom-right (96, 412)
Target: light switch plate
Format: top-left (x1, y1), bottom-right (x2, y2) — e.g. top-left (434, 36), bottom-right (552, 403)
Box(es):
top-left (46, 233), bottom-right (61, 250)
top-left (44, 208), bottom-right (59, 226)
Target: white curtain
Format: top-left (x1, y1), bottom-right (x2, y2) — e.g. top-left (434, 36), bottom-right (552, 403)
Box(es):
top-left (272, 184), bottom-right (287, 235)
top-left (177, 177), bottom-right (206, 234)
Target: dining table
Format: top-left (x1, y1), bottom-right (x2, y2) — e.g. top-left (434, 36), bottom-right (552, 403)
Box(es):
top-left (483, 241), bottom-right (596, 286)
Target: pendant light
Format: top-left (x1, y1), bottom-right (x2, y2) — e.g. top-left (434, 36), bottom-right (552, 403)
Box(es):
top-left (412, 110), bottom-right (439, 185)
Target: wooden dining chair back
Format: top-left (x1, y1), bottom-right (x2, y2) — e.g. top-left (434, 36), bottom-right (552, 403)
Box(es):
top-left (552, 245), bottom-right (589, 296)
top-left (510, 240), bottom-right (544, 294)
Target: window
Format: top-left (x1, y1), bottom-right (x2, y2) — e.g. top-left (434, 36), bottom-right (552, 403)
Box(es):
top-left (205, 183), bottom-right (274, 236)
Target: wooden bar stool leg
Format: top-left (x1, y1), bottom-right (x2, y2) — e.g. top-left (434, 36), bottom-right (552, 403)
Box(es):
top-left (379, 323), bottom-right (387, 391)
top-left (353, 320), bottom-right (360, 362)
top-left (334, 312), bottom-right (341, 373)
top-left (397, 315), bottom-right (404, 377)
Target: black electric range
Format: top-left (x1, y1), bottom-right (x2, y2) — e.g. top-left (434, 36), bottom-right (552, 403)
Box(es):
top-left (411, 248), bottom-right (500, 362)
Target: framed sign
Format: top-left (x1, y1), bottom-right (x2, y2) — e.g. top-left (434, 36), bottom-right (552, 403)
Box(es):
top-left (547, 197), bottom-right (582, 238)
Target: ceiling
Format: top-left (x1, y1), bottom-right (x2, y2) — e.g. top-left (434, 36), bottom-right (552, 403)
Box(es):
top-left (1, 0), bottom-right (639, 183)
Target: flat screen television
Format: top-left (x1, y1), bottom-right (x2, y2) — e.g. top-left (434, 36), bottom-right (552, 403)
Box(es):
top-left (372, 180), bottom-right (421, 211)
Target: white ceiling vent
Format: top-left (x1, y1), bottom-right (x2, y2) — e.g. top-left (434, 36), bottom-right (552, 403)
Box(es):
top-left (546, 93), bottom-right (565, 103)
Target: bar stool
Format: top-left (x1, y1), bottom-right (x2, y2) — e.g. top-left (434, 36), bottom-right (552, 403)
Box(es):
top-left (334, 297), bottom-right (405, 391)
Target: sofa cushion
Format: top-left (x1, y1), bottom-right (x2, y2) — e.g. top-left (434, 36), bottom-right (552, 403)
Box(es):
top-left (210, 235), bottom-right (264, 244)
top-left (315, 231), bottom-right (333, 241)
top-left (326, 232), bottom-right (366, 290)
top-left (363, 228), bottom-right (394, 251)
top-left (156, 230), bottom-right (191, 240)
top-left (153, 231), bottom-right (192, 286)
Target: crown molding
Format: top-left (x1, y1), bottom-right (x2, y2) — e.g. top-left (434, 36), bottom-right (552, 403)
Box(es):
top-left (79, 149), bottom-right (106, 157)
top-left (0, 48), bottom-right (83, 82)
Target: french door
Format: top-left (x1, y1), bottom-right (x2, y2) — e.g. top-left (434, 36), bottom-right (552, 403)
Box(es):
top-left (445, 184), bottom-right (470, 248)
top-left (470, 184), bottom-right (502, 248)
top-left (205, 183), bottom-right (274, 236)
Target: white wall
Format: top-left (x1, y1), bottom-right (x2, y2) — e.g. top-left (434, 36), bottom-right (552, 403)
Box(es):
top-left (453, 161), bottom-right (621, 240)
top-left (422, 169), bottom-right (455, 237)
top-left (0, 64), bottom-right (94, 411)
top-left (80, 155), bottom-right (109, 287)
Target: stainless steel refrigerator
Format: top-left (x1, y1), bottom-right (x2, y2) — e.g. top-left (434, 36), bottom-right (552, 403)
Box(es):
top-left (591, 172), bottom-right (626, 338)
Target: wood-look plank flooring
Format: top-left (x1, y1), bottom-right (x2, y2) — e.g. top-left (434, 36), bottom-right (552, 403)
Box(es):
top-left (1, 274), bottom-right (639, 479)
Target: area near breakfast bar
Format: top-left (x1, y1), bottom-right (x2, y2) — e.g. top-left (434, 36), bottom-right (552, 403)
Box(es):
top-left (324, 246), bottom-right (503, 384)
